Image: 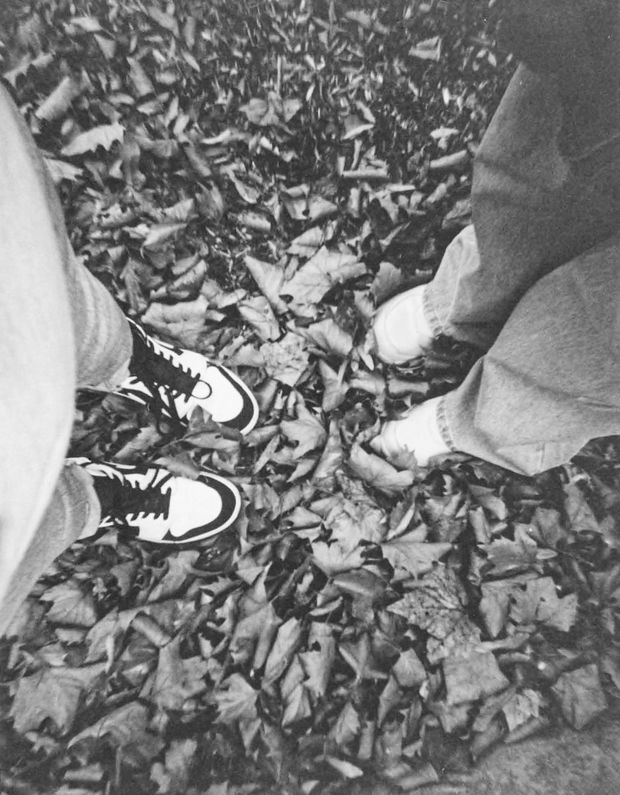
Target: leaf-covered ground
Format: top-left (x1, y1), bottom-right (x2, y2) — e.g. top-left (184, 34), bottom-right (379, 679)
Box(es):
top-left (2, 1), bottom-right (620, 793)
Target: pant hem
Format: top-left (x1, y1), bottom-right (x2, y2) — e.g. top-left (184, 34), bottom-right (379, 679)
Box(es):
top-left (436, 394), bottom-right (458, 453)
top-left (422, 282), bottom-right (446, 339)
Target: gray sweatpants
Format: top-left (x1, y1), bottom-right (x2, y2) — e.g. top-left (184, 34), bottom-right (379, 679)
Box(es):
top-left (0, 84), bottom-right (132, 636)
top-left (425, 65), bottom-right (620, 475)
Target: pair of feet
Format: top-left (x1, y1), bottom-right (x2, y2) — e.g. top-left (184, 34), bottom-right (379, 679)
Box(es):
top-left (84, 289), bottom-right (444, 547)
top-left (371, 284), bottom-right (453, 466)
top-left (75, 320), bottom-right (259, 545)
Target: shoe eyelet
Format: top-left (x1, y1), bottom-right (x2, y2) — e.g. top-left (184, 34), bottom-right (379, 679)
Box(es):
top-left (192, 379), bottom-right (213, 400)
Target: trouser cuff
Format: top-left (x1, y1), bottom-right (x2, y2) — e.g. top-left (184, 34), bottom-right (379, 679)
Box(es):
top-left (436, 393), bottom-right (458, 453)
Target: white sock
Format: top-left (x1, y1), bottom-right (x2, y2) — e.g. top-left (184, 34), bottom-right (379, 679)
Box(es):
top-left (373, 284), bottom-right (434, 363)
top-left (371, 396), bottom-right (450, 466)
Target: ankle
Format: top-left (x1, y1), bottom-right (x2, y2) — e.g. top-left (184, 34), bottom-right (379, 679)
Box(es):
top-left (372, 396), bottom-right (451, 466)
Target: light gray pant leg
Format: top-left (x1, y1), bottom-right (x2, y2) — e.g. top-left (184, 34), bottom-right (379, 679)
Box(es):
top-left (442, 232), bottom-right (620, 475)
top-left (425, 65), bottom-right (620, 350)
top-left (0, 464), bottom-right (100, 637)
top-left (0, 85), bottom-right (131, 635)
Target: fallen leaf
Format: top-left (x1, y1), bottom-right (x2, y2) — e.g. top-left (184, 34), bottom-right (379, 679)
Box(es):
top-left (239, 295), bottom-right (281, 341)
top-left (299, 623), bottom-right (336, 699)
top-left (443, 651), bottom-right (510, 704)
top-left (313, 418), bottom-right (344, 489)
top-left (281, 404), bottom-right (326, 458)
top-left (153, 637), bottom-right (209, 711)
top-left (36, 74), bottom-right (84, 121)
top-left (392, 648), bottom-right (427, 688)
top-left (381, 533), bottom-right (452, 578)
top-left (281, 247), bottom-right (365, 315)
top-left (45, 157), bottom-right (83, 184)
top-left (3, 51), bottom-right (53, 88)
top-left (410, 36), bottom-right (442, 61)
top-left (61, 122), bottom-right (124, 156)
top-left (288, 225), bottom-right (334, 256)
top-left (280, 656), bottom-right (312, 726)
top-left (150, 738), bottom-right (197, 795)
top-left (283, 97), bottom-right (302, 122)
top-left (388, 568), bottom-right (467, 639)
top-left (370, 261), bottom-right (404, 304)
top-left (69, 702), bottom-right (164, 761)
top-left (564, 482), bottom-right (601, 534)
top-left (325, 756), bottom-right (363, 778)
top-left (261, 333), bottom-right (309, 386)
top-left (142, 221), bottom-right (187, 249)
top-left (329, 701), bottom-right (360, 747)
top-left (214, 673), bottom-right (258, 723)
top-left (147, 6), bottom-right (179, 35)
top-left (510, 577), bottom-right (578, 632)
top-left (300, 318), bottom-right (354, 358)
top-left (486, 533), bottom-right (538, 576)
top-left (240, 96), bottom-right (279, 126)
top-left (339, 633), bottom-right (386, 682)
top-left (344, 9), bottom-right (389, 34)
top-left (349, 444), bottom-right (414, 494)
top-left (552, 664), bottom-right (608, 730)
top-left (230, 601), bottom-right (280, 666)
top-left (41, 579), bottom-right (97, 627)
top-left (325, 497), bottom-right (387, 550)
top-left (10, 664), bottom-right (105, 734)
top-left (244, 254), bottom-right (287, 313)
top-left (317, 360), bottom-right (348, 412)
top-left (141, 295), bottom-right (209, 347)
top-left (469, 484), bottom-right (508, 521)
top-left (263, 617), bottom-right (303, 685)
top-left (127, 56), bottom-right (154, 96)
top-left (311, 540), bottom-right (365, 575)
top-left (502, 689), bottom-right (542, 733)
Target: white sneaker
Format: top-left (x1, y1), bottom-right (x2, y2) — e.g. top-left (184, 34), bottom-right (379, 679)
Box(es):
top-left (372, 284), bottom-right (435, 364)
top-left (117, 320), bottom-right (259, 433)
top-left (73, 458), bottom-right (241, 544)
top-left (370, 396), bottom-right (450, 466)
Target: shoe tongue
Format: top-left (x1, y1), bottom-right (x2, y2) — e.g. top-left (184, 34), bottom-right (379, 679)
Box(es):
top-left (90, 471), bottom-right (124, 519)
top-left (129, 324), bottom-right (199, 397)
top-left (92, 467), bottom-right (172, 522)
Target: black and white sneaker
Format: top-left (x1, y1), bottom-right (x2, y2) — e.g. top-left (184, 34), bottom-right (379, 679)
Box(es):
top-left (73, 458), bottom-right (241, 544)
top-left (117, 320), bottom-right (258, 433)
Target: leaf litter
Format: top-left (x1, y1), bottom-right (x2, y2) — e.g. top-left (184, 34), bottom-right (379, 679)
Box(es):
top-left (1, 0), bottom-right (620, 793)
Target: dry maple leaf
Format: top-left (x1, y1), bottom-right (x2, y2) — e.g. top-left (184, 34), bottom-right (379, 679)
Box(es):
top-left (10, 663), bottom-right (105, 734)
top-left (349, 443), bottom-right (415, 494)
top-left (381, 533), bottom-right (452, 578)
top-left (214, 673), bottom-right (259, 723)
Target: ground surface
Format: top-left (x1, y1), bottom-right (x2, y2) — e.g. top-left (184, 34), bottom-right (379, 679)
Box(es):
top-left (1, 1), bottom-right (620, 793)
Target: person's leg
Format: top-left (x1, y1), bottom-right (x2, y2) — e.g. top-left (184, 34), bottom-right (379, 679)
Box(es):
top-left (375, 57), bottom-right (620, 361)
top-left (375, 231), bottom-right (620, 474)
top-left (0, 82), bottom-right (260, 635)
top-left (430, 62), bottom-right (620, 349)
top-left (0, 464), bottom-right (100, 637)
top-left (441, 230), bottom-right (620, 475)
top-left (0, 83), bottom-right (132, 635)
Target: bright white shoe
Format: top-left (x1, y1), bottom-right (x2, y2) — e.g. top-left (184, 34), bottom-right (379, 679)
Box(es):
top-left (370, 396), bottom-right (450, 466)
top-left (73, 458), bottom-right (241, 544)
top-left (117, 320), bottom-right (259, 433)
top-left (372, 284), bottom-right (434, 364)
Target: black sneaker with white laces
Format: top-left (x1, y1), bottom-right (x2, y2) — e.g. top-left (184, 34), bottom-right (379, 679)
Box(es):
top-left (116, 320), bottom-right (258, 433)
top-left (72, 458), bottom-right (241, 544)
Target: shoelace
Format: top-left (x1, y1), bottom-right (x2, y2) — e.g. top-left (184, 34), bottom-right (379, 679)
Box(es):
top-left (94, 467), bottom-right (173, 524)
top-left (127, 321), bottom-right (208, 424)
